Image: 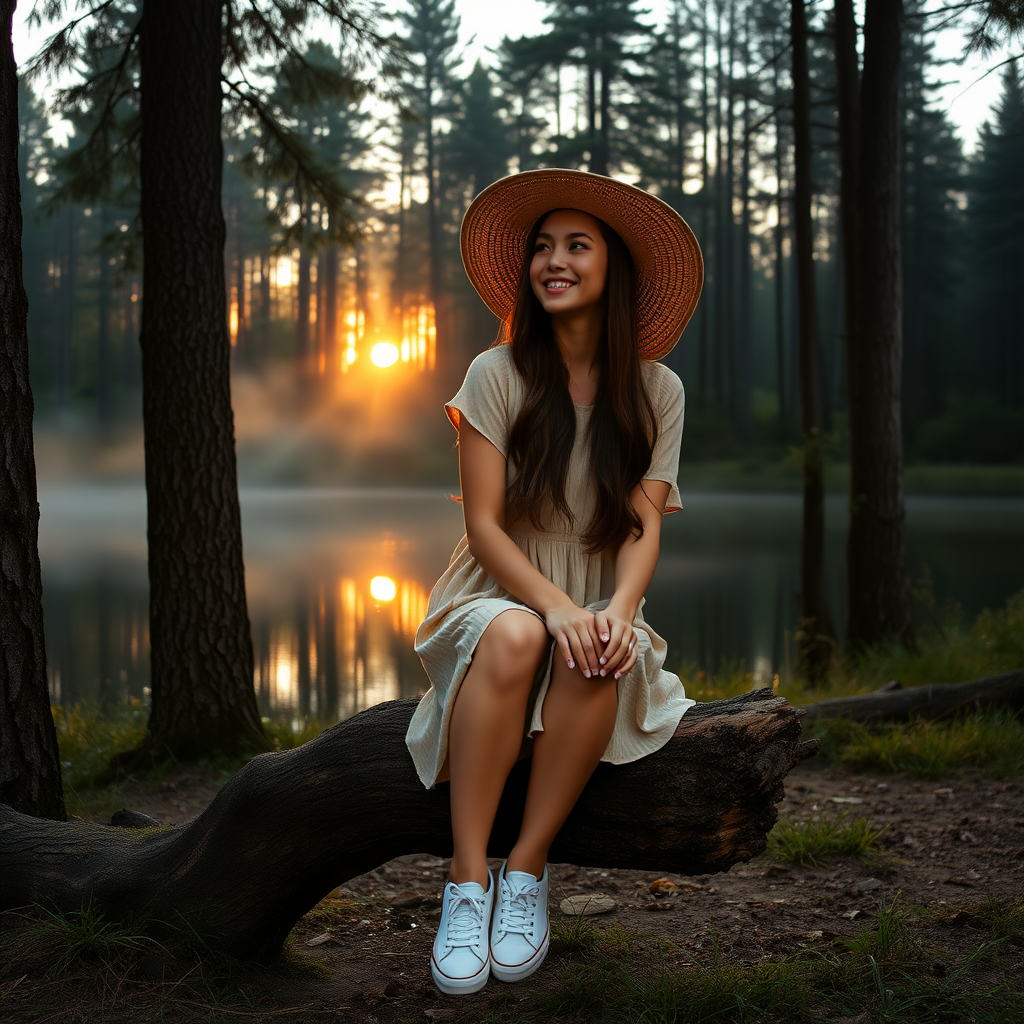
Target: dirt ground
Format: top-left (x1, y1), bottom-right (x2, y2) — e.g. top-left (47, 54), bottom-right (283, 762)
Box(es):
top-left (6, 757), bottom-right (1019, 1023)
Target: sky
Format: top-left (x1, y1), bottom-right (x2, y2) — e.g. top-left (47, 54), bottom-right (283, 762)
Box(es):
top-left (12, 0), bottom-right (1016, 154)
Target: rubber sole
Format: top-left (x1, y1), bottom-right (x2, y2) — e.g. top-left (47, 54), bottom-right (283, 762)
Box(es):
top-left (490, 931), bottom-right (550, 983)
top-left (431, 955), bottom-right (491, 995)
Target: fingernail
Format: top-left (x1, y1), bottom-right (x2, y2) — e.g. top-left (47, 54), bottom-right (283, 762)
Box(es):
top-left (599, 656), bottom-right (607, 664)
top-left (583, 669), bottom-right (591, 678)
top-left (568, 659), bottom-right (574, 668)
top-left (602, 634), bottom-right (609, 642)
top-left (600, 669), bottom-right (606, 677)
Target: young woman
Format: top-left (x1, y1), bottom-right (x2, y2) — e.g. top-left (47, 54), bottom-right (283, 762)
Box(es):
top-left (405, 168), bottom-right (704, 995)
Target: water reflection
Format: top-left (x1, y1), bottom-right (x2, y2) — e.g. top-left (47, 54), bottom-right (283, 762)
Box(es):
top-left (253, 574), bottom-right (429, 725)
top-left (36, 486), bottom-right (1024, 724)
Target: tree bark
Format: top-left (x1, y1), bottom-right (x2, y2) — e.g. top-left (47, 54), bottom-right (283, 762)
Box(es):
top-left (0, 690), bottom-right (817, 960)
top-left (296, 205), bottom-right (311, 372)
top-left (773, 40), bottom-right (787, 429)
top-left (97, 204), bottom-right (113, 430)
top-left (846, 0), bottom-right (912, 651)
top-left (0, 0), bottom-right (65, 821)
top-left (322, 243), bottom-right (338, 376)
top-left (737, 18), bottom-right (753, 440)
top-left (801, 671), bottom-right (1024, 723)
top-left (137, 0), bottom-right (268, 761)
top-left (791, 0), bottom-right (833, 677)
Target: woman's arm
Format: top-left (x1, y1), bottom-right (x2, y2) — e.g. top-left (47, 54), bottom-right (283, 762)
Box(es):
top-left (594, 478), bottom-right (670, 679)
top-left (459, 418), bottom-right (605, 676)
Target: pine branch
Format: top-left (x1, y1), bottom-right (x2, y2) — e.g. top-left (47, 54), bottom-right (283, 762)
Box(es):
top-left (24, 0), bottom-right (122, 78)
top-left (223, 77), bottom-right (363, 249)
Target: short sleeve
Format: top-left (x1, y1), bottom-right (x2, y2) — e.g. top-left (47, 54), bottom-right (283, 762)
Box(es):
top-left (643, 366), bottom-right (685, 513)
top-left (444, 346), bottom-right (512, 457)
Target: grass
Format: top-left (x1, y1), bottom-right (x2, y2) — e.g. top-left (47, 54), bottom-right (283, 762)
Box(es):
top-left (53, 702), bottom-right (334, 811)
top-left (0, 901), bottom-right (301, 1022)
top-left (811, 709), bottom-right (1024, 779)
top-left (52, 699), bottom-right (148, 791)
top-left (671, 586), bottom-right (1024, 778)
top-left (677, 586), bottom-right (1024, 708)
top-left (478, 897), bottom-right (1024, 1024)
top-left (15, 898), bottom-right (154, 977)
top-left (765, 813), bottom-right (890, 869)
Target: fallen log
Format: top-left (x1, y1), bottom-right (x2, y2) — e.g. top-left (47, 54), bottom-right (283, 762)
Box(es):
top-left (801, 670), bottom-right (1024, 723)
top-left (0, 689), bottom-right (817, 961)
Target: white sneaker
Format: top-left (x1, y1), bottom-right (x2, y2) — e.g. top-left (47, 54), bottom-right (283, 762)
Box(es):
top-left (431, 871), bottom-right (495, 995)
top-left (489, 861), bottom-right (550, 982)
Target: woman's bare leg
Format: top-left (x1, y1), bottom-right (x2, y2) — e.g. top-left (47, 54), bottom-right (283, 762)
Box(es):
top-left (446, 610), bottom-right (549, 888)
top-left (505, 659), bottom-right (619, 878)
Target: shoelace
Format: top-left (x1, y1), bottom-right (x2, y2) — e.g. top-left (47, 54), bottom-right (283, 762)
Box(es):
top-left (442, 883), bottom-right (487, 947)
top-left (500, 880), bottom-right (542, 937)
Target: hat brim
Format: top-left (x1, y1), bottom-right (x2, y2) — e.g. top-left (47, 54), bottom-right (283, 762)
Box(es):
top-left (460, 169), bottom-right (704, 360)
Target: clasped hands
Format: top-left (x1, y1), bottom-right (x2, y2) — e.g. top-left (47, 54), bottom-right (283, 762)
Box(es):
top-left (544, 601), bottom-right (638, 680)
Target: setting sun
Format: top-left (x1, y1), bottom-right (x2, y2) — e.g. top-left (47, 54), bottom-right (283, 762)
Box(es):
top-left (370, 575), bottom-right (397, 602)
top-left (370, 342), bottom-right (400, 368)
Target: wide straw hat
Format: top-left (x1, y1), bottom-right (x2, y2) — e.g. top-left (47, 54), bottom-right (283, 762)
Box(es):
top-left (460, 168), bottom-right (704, 360)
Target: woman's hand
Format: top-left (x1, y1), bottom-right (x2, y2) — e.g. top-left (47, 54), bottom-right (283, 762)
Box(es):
top-left (594, 607), bottom-right (638, 679)
top-left (544, 603), bottom-right (604, 677)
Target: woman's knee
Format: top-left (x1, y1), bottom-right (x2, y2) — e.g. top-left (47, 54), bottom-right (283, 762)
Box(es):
top-left (549, 654), bottom-right (619, 701)
top-left (475, 611), bottom-right (549, 695)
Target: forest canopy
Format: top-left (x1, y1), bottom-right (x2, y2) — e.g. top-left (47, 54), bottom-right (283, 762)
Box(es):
top-left (16, 0), bottom-right (1024, 466)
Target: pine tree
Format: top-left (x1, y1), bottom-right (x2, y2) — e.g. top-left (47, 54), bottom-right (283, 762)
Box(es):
top-left (492, 34), bottom-right (557, 171)
top-left (541, 0), bottom-right (651, 175)
top-left (393, 0), bottom-right (461, 378)
top-left (0, 0), bottom-right (66, 819)
top-left (444, 61), bottom-right (515, 207)
top-left (25, 0), bottom-right (398, 761)
top-left (901, 3), bottom-right (967, 441)
top-left (968, 61), bottom-right (1024, 409)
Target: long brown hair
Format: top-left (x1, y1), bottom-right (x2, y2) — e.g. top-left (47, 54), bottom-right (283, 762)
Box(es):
top-left (502, 211), bottom-right (658, 554)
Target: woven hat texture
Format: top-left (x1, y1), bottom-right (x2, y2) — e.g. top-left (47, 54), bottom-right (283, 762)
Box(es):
top-left (460, 168), bottom-right (703, 360)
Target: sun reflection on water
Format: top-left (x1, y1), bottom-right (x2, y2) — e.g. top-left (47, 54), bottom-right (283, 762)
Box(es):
top-left (253, 574), bottom-right (429, 722)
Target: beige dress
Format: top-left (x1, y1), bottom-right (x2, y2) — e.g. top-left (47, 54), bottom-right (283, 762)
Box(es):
top-left (405, 343), bottom-right (696, 790)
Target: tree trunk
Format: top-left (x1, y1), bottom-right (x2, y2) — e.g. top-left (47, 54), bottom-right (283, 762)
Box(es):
top-left (137, 0), bottom-right (268, 761)
top-left (773, 38), bottom-right (787, 430)
top-left (234, 199), bottom-right (246, 358)
top-left (296, 206), bottom-right (311, 372)
top-left (0, 0), bottom-right (65, 821)
top-left (713, 4), bottom-right (725, 409)
top-left (737, 26), bottom-right (753, 440)
top-left (425, 84), bottom-right (443, 377)
top-left (698, 10), bottom-right (710, 407)
top-left (801, 671), bottom-right (1024, 723)
top-left (724, 3), bottom-right (736, 420)
top-left (593, 55), bottom-right (610, 176)
top-left (791, 0), bottom-right (832, 678)
top-left (0, 690), bottom-right (818, 960)
top-left (97, 204), bottom-right (112, 430)
top-left (846, 0), bottom-right (912, 650)
top-left (322, 243), bottom-right (338, 376)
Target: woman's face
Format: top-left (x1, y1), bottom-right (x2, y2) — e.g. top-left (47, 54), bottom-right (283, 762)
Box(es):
top-left (529, 209), bottom-right (608, 317)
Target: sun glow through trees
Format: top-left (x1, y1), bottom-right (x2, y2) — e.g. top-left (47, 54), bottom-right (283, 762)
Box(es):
top-left (370, 342), bottom-right (400, 368)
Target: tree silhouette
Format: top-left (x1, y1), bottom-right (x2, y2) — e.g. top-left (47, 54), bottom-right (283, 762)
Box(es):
top-left (0, 0), bottom-right (65, 820)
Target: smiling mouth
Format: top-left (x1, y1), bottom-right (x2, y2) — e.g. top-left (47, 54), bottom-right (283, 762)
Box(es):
top-left (544, 280), bottom-right (575, 292)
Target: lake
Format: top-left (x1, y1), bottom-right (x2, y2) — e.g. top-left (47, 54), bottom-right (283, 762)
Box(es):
top-left (38, 486), bottom-right (1024, 724)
